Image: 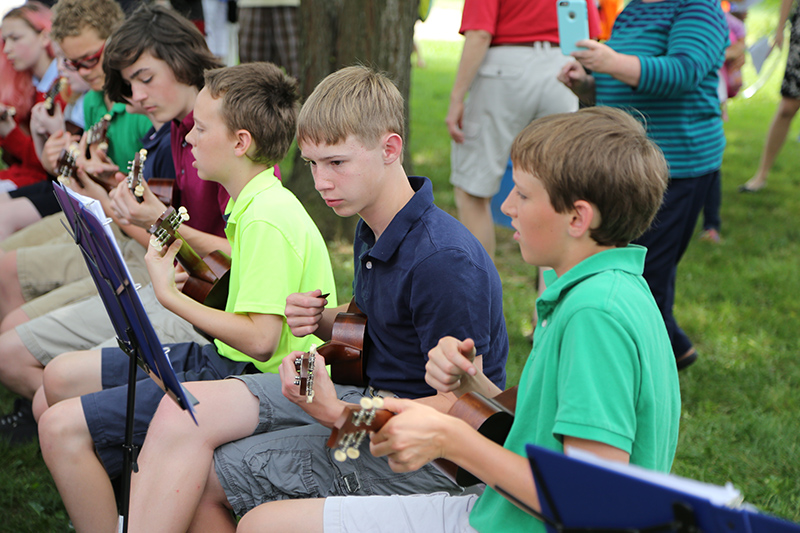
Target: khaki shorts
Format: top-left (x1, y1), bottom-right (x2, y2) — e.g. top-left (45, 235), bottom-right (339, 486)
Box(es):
top-left (18, 283), bottom-right (209, 365)
top-left (0, 212), bottom-right (71, 251)
top-left (18, 230), bottom-right (148, 318)
top-left (450, 44), bottom-right (577, 198)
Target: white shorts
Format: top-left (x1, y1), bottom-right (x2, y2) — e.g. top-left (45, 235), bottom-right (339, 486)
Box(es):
top-left (450, 44), bottom-right (578, 198)
top-left (323, 492), bottom-right (480, 533)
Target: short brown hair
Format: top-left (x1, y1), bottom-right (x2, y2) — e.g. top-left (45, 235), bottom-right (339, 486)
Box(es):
top-left (50, 0), bottom-right (123, 42)
top-left (297, 65), bottom-right (405, 149)
top-left (204, 62), bottom-right (300, 167)
top-left (102, 4), bottom-right (223, 103)
top-left (511, 107), bottom-right (668, 247)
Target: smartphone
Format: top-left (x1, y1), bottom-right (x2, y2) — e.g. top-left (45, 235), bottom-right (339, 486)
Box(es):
top-left (556, 0), bottom-right (590, 56)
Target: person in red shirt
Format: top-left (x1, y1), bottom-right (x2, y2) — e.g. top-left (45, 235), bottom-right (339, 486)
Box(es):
top-left (0, 1), bottom-right (62, 192)
top-left (447, 0), bottom-right (600, 259)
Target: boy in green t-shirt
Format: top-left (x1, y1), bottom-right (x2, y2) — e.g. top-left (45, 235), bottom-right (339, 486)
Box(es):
top-left (36, 62), bottom-right (337, 533)
top-left (235, 106), bottom-right (681, 533)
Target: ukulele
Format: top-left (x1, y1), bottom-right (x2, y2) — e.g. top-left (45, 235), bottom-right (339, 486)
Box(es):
top-left (82, 113), bottom-right (118, 190)
top-left (85, 113), bottom-right (111, 158)
top-left (55, 145), bottom-right (79, 185)
top-left (43, 77), bottom-right (82, 135)
top-left (327, 386), bottom-right (518, 486)
top-left (147, 178), bottom-right (175, 206)
top-left (43, 77), bottom-right (66, 116)
top-left (148, 206), bottom-right (232, 310)
top-left (126, 149), bottom-right (147, 203)
top-left (294, 298), bottom-right (368, 400)
top-left (0, 107), bottom-right (16, 122)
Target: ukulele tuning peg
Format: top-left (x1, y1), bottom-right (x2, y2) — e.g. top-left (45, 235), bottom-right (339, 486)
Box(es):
top-left (293, 376), bottom-right (301, 386)
top-left (346, 447), bottom-right (360, 460)
top-left (334, 449), bottom-right (347, 463)
top-left (372, 397), bottom-right (384, 410)
top-left (359, 397), bottom-right (374, 410)
top-left (149, 235), bottom-right (163, 251)
top-left (178, 206), bottom-right (190, 222)
top-left (135, 185), bottom-right (144, 197)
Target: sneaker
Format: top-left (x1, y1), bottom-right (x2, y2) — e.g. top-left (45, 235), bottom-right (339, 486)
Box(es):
top-left (699, 228), bottom-right (720, 243)
top-left (0, 397), bottom-right (37, 445)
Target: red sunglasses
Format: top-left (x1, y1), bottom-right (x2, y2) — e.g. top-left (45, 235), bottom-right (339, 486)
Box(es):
top-left (64, 42), bottom-right (105, 71)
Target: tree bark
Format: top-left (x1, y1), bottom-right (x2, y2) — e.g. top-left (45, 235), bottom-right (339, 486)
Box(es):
top-left (285, 0), bottom-right (419, 242)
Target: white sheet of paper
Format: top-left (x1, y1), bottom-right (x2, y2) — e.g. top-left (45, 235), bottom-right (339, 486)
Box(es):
top-left (63, 186), bottom-right (137, 284)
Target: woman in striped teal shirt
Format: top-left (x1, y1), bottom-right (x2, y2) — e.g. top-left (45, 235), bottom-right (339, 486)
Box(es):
top-left (558, 0), bottom-right (728, 370)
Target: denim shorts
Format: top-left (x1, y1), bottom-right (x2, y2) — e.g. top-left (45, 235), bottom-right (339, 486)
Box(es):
top-left (82, 342), bottom-right (249, 477)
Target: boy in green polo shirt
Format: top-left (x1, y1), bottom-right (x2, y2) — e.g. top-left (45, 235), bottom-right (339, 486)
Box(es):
top-left (36, 62), bottom-right (337, 533)
top-left (234, 106), bottom-right (681, 533)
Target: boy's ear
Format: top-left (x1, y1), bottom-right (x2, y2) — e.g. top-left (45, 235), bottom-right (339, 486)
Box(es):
top-left (567, 200), bottom-right (599, 239)
top-left (233, 129), bottom-right (253, 158)
top-left (382, 133), bottom-right (403, 165)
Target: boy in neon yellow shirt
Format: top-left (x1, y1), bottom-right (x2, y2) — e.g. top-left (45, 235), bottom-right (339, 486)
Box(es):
top-left (37, 61), bottom-right (336, 533)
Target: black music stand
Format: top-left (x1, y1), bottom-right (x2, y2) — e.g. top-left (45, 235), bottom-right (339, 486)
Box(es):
top-left (53, 182), bottom-right (198, 533)
top-left (523, 443), bottom-right (800, 533)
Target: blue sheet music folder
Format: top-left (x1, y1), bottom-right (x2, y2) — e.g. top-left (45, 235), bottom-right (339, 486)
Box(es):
top-left (53, 182), bottom-right (198, 422)
top-left (525, 443), bottom-right (800, 533)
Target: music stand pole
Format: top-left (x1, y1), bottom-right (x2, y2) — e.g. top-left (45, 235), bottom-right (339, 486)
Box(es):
top-left (118, 326), bottom-right (140, 533)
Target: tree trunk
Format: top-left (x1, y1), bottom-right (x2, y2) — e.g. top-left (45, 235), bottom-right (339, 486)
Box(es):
top-left (285, 0), bottom-right (419, 242)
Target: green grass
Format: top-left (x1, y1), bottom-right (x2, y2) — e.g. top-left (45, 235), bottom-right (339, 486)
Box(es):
top-left (3, 3), bottom-right (800, 528)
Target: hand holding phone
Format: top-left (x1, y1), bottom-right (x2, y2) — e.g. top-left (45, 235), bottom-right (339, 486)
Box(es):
top-left (557, 0), bottom-right (590, 56)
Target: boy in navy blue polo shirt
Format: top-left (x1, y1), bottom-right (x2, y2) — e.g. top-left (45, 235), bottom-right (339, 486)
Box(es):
top-left (125, 65), bottom-right (510, 531)
top-left (236, 106), bottom-right (680, 533)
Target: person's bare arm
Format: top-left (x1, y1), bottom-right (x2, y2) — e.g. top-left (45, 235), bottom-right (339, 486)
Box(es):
top-left (425, 336), bottom-right (502, 399)
top-left (446, 30), bottom-right (492, 143)
top-left (774, 0), bottom-right (795, 50)
top-left (371, 399), bottom-right (630, 517)
top-left (109, 183), bottom-right (230, 255)
top-left (147, 239), bottom-right (282, 359)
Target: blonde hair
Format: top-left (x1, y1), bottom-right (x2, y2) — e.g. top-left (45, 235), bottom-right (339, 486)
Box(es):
top-left (51, 0), bottom-right (123, 42)
top-left (511, 107), bottom-right (668, 246)
top-left (297, 65), bottom-right (404, 149)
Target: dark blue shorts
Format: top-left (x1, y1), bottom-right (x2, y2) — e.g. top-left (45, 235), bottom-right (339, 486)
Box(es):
top-left (82, 342), bottom-right (250, 477)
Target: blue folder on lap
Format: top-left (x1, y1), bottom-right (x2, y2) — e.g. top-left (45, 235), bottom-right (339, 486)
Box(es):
top-left (53, 182), bottom-right (198, 421)
top-left (525, 443), bottom-right (800, 533)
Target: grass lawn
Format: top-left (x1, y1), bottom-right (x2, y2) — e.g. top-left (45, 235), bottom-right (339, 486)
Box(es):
top-left (2, 2), bottom-right (800, 529)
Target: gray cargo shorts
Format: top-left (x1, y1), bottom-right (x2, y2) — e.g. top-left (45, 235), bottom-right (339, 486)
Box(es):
top-left (213, 373), bottom-right (462, 517)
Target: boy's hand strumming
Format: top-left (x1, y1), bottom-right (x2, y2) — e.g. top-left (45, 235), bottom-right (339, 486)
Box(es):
top-left (425, 336), bottom-right (480, 395)
top-left (370, 398), bottom-right (451, 473)
top-left (285, 290), bottom-right (330, 338)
